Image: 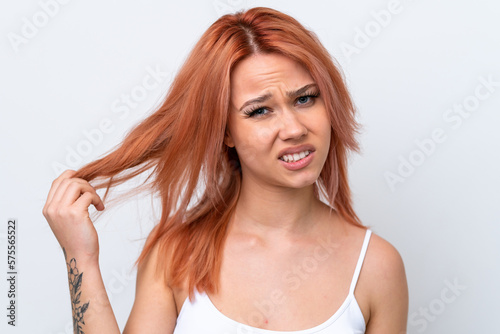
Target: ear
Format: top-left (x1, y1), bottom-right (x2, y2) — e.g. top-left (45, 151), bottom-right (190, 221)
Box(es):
top-left (224, 129), bottom-right (235, 148)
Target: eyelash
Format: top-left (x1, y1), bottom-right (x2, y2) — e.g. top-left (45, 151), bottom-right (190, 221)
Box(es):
top-left (243, 91), bottom-right (320, 118)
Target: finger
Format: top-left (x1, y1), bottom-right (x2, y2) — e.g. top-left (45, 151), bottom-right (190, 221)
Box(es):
top-left (48, 177), bottom-right (89, 209)
top-left (47, 180), bottom-right (100, 219)
top-left (48, 178), bottom-right (83, 207)
top-left (44, 171), bottom-right (79, 217)
top-left (74, 191), bottom-right (105, 213)
top-left (74, 187), bottom-right (105, 211)
top-left (58, 181), bottom-right (99, 206)
top-left (45, 169), bottom-right (77, 205)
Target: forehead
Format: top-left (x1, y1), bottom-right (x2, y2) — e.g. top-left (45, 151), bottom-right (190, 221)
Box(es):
top-left (230, 53), bottom-right (314, 105)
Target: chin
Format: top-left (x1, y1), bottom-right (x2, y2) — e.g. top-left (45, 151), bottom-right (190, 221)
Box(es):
top-left (280, 172), bottom-right (320, 190)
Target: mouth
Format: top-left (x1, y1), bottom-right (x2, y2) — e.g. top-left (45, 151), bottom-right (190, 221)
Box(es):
top-left (278, 150), bottom-right (315, 171)
top-left (278, 150), bottom-right (311, 163)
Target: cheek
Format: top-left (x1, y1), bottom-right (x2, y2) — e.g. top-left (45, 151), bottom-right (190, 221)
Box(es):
top-left (233, 125), bottom-right (276, 163)
top-left (322, 122), bottom-right (332, 143)
top-left (317, 108), bottom-right (332, 141)
top-left (308, 110), bottom-right (332, 155)
top-left (252, 125), bottom-right (276, 145)
top-left (320, 124), bottom-right (332, 155)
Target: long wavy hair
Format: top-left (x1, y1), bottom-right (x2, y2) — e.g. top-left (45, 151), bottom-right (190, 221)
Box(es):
top-left (72, 7), bottom-right (364, 298)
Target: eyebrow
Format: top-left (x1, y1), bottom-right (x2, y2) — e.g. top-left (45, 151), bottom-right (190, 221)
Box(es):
top-left (238, 83), bottom-right (318, 112)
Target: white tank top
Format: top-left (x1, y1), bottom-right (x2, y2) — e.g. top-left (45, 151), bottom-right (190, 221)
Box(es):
top-left (173, 229), bottom-right (372, 334)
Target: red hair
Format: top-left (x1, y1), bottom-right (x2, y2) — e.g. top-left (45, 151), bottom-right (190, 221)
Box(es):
top-left (72, 7), bottom-right (364, 298)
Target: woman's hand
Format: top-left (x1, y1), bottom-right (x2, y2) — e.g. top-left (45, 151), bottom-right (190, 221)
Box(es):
top-left (42, 169), bottom-right (105, 263)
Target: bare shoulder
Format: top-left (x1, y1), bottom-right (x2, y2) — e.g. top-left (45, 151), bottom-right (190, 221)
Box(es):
top-left (338, 222), bottom-right (406, 288)
top-left (123, 240), bottom-right (177, 334)
top-left (364, 232), bottom-right (406, 281)
top-left (359, 231), bottom-right (409, 333)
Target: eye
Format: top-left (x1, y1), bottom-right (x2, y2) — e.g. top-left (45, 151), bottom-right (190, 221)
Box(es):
top-left (296, 92), bottom-right (319, 106)
top-left (297, 96), bottom-right (311, 104)
top-left (244, 106), bottom-right (270, 118)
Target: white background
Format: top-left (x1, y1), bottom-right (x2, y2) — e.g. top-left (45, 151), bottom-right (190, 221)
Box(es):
top-left (1, 0), bottom-right (499, 333)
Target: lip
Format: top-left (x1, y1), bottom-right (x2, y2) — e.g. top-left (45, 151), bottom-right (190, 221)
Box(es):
top-left (279, 151), bottom-right (315, 171)
top-left (277, 144), bottom-right (316, 160)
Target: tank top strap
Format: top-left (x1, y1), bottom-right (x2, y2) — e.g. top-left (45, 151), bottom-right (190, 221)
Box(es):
top-left (349, 229), bottom-right (372, 295)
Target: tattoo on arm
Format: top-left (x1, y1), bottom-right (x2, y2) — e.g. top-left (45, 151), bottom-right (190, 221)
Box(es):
top-left (63, 248), bottom-right (90, 334)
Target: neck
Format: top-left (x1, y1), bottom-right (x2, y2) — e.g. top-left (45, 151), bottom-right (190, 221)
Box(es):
top-left (231, 175), bottom-right (331, 237)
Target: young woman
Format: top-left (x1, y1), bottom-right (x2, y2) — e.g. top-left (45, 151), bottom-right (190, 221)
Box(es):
top-left (43, 7), bottom-right (408, 334)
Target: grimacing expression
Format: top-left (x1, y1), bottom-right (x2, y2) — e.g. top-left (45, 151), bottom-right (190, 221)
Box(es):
top-left (225, 53), bottom-right (331, 189)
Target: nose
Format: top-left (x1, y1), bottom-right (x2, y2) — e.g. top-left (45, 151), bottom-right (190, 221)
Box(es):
top-left (276, 108), bottom-right (308, 141)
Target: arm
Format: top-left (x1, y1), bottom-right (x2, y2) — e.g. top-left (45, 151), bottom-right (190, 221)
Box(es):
top-left (62, 249), bottom-right (120, 333)
top-left (364, 234), bottom-right (409, 334)
top-left (43, 170), bottom-right (120, 333)
top-left (123, 242), bottom-right (177, 333)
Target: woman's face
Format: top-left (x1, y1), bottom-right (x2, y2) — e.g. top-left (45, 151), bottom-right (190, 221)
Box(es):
top-left (226, 53), bottom-right (331, 190)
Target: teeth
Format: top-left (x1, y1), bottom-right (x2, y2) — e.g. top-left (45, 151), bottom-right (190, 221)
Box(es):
top-left (280, 150), bottom-right (310, 163)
